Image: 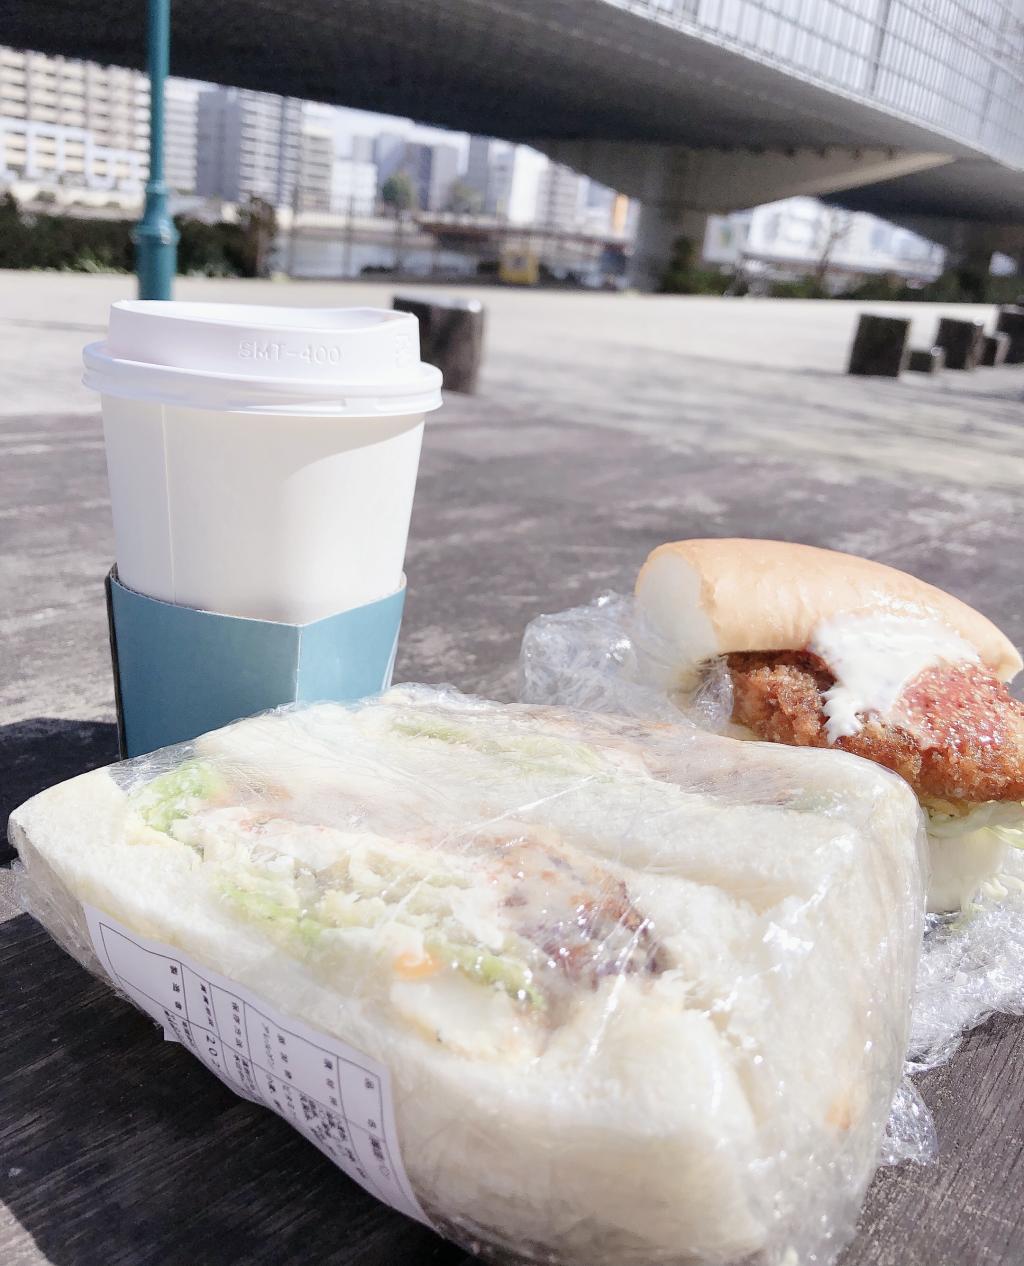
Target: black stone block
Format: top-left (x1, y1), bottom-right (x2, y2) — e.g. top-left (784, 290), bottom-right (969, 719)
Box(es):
top-left (847, 314), bottom-right (910, 377)
top-left (392, 294), bottom-right (485, 394)
top-left (907, 346), bottom-right (944, 373)
top-left (934, 317), bottom-right (984, 370)
top-left (981, 332), bottom-right (1010, 367)
top-left (996, 306), bottom-right (1024, 364)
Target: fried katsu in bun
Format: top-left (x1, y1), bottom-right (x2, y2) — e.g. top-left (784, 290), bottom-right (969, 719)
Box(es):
top-left (636, 538), bottom-right (1024, 911)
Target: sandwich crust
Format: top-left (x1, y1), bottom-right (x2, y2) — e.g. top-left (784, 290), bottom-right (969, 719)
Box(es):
top-left (636, 539), bottom-right (1022, 682)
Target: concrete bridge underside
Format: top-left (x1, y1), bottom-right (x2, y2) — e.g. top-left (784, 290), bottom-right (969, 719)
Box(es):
top-left (8, 0), bottom-right (1024, 284)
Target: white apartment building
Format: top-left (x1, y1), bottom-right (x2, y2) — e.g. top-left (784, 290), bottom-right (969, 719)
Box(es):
top-left (331, 157), bottom-right (377, 216)
top-left (580, 181), bottom-right (617, 235)
top-left (164, 78), bottom-right (200, 195)
top-left (349, 134), bottom-right (374, 164)
top-left (196, 86), bottom-right (302, 206)
top-left (536, 162), bottom-right (588, 232)
top-left (298, 123), bottom-right (333, 211)
top-left (487, 144), bottom-right (545, 224)
top-left (704, 197), bottom-right (944, 281)
top-left (0, 46), bottom-right (148, 193)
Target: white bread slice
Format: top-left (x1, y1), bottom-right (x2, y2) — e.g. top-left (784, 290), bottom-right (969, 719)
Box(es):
top-left (9, 692), bottom-right (926, 1266)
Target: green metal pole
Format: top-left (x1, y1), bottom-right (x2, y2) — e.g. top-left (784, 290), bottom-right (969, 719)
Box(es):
top-left (135, 0), bottom-right (178, 298)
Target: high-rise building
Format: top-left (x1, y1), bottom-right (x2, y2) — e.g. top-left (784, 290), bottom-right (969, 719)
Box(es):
top-left (581, 180), bottom-right (615, 233)
top-left (536, 162), bottom-right (587, 232)
top-left (298, 122), bottom-right (333, 211)
top-left (350, 134), bottom-right (374, 164)
top-left (611, 193), bottom-right (632, 237)
top-left (373, 131), bottom-right (407, 188)
top-left (196, 86), bottom-right (302, 206)
top-left (164, 78), bottom-right (200, 195)
top-left (331, 157), bottom-right (377, 216)
top-left (402, 141), bottom-right (433, 210)
top-left (371, 136), bottom-right (462, 211)
top-left (0, 46), bottom-right (148, 192)
top-left (487, 144), bottom-right (545, 224)
top-left (464, 135), bottom-right (491, 207)
top-left (487, 146), bottom-right (514, 217)
top-left (427, 141), bottom-right (459, 211)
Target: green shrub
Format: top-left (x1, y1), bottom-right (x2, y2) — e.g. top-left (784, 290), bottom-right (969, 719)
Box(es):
top-left (0, 193), bottom-right (266, 278)
top-left (841, 269), bottom-right (1021, 304)
top-left (658, 236), bottom-right (727, 295)
top-left (765, 276), bottom-right (829, 299)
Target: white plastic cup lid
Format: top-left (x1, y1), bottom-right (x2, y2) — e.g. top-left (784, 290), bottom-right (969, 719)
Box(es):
top-left (83, 301), bottom-right (444, 416)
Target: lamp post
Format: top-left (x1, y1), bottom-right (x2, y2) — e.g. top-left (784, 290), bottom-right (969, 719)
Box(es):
top-left (135, 0), bottom-right (178, 298)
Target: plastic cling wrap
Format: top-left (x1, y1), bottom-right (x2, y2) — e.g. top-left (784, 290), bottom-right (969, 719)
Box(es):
top-left (520, 594), bottom-right (1024, 1093)
top-left (10, 686), bottom-right (926, 1266)
top-left (911, 855), bottom-right (1024, 1070)
top-left (520, 592), bottom-right (733, 729)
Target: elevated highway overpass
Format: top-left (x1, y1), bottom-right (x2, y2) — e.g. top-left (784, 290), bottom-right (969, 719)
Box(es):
top-left (8, 0), bottom-right (1024, 285)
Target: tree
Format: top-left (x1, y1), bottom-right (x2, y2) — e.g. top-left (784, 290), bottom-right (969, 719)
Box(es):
top-left (445, 181), bottom-right (482, 215)
top-left (658, 235), bottom-right (727, 295)
top-left (236, 196), bottom-right (277, 277)
top-left (381, 172), bottom-right (417, 215)
top-left (813, 208), bottom-right (852, 286)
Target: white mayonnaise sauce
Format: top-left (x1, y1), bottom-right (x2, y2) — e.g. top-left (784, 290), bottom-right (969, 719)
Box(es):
top-left (809, 612), bottom-right (979, 742)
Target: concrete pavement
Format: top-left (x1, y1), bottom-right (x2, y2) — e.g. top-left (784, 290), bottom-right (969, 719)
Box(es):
top-left (2, 272), bottom-right (1022, 732)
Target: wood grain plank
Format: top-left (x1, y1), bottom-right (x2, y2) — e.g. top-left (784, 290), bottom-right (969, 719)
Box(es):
top-left (840, 1016), bottom-right (1024, 1266)
top-left (0, 914), bottom-right (472, 1266)
top-left (4, 903), bottom-right (1024, 1266)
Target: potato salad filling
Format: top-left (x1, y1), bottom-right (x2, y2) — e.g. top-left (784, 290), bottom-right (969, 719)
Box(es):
top-left (128, 718), bottom-right (667, 1055)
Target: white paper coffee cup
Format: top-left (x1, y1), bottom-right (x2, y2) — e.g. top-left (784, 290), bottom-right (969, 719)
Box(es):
top-left (84, 302), bottom-right (442, 624)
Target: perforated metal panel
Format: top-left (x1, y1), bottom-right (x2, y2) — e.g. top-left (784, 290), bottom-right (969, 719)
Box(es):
top-left (619, 0), bottom-right (1024, 167)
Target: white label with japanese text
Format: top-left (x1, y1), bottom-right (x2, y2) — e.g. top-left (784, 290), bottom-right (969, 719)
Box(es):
top-left (85, 905), bottom-right (429, 1226)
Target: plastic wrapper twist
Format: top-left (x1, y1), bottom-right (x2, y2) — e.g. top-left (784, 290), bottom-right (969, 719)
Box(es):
top-left (11, 685), bottom-right (926, 1266)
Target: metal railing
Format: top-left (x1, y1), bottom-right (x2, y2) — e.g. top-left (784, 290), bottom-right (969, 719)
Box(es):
top-left (615, 0), bottom-right (1024, 167)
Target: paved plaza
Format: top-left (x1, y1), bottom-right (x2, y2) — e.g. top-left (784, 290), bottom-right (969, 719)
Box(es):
top-left (2, 271), bottom-right (1024, 1264)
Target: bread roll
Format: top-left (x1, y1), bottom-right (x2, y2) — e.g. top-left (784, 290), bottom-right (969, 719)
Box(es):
top-left (636, 538), bottom-right (1021, 682)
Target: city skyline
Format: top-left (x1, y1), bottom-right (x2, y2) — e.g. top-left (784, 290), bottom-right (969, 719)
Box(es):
top-left (0, 43), bottom-right (960, 280)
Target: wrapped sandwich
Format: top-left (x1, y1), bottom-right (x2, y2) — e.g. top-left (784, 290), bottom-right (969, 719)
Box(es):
top-left (11, 686), bottom-right (925, 1266)
top-left (636, 539), bottom-right (1024, 911)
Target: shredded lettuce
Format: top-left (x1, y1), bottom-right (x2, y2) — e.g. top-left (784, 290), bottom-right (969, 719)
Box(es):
top-left (203, 827), bottom-right (546, 1008)
top-left (427, 934), bottom-right (544, 1009)
top-left (132, 742), bottom-right (554, 1010)
top-left (131, 761), bottom-right (225, 834)
top-left (926, 801), bottom-right (1024, 848)
top-left (219, 878), bottom-right (544, 1007)
top-left (220, 883), bottom-right (326, 951)
top-left (390, 712), bottom-right (608, 780)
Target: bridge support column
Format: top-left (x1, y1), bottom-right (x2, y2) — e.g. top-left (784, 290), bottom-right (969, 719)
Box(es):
top-left (631, 203), bottom-right (707, 291)
top-left (900, 217), bottom-right (1024, 297)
